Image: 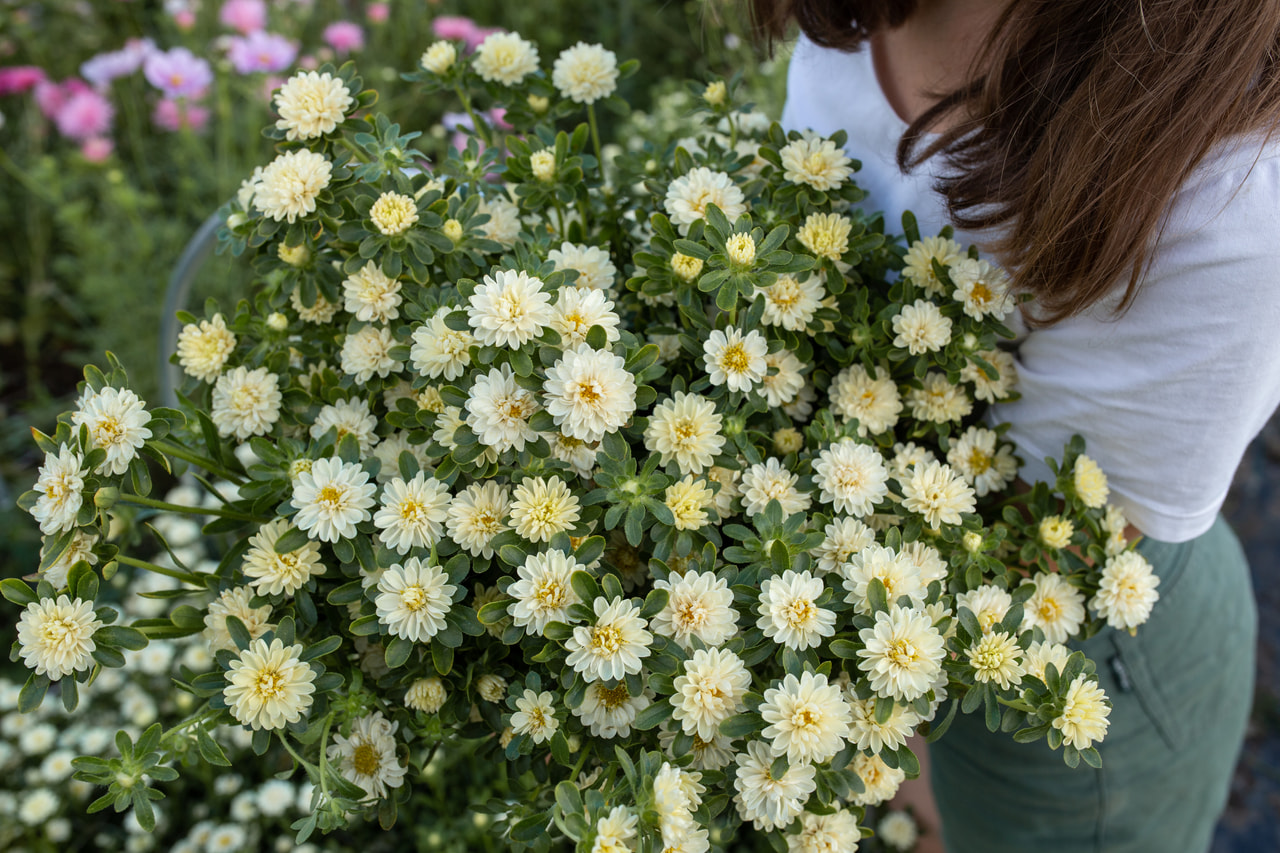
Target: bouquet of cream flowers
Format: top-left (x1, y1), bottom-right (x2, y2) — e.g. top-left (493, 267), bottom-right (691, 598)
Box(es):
top-left (9, 35), bottom-right (1161, 853)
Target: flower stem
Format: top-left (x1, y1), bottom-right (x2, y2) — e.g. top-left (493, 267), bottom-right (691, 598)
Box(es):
top-left (116, 492), bottom-right (255, 522)
top-left (114, 554), bottom-right (204, 586)
top-left (454, 85), bottom-right (492, 150)
top-left (151, 439), bottom-right (245, 484)
top-left (587, 104), bottom-right (605, 183)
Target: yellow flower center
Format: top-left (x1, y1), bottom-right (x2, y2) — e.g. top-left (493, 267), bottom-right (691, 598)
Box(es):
top-left (398, 498), bottom-right (426, 522)
top-left (590, 623), bottom-right (624, 656)
top-left (95, 415), bottom-right (125, 446)
top-left (535, 579), bottom-right (567, 609)
top-left (596, 683), bottom-right (631, 711)
top-left (401, 585), bottom-right (428, 611)
top-left (790, 706), bottom-right (820, 729)
top-left (719, 342), bottom-right (751, 374)
top-left (968, 449), bottom-right (992, 475)
top-left (370, 192), bottom-right (418, 236)
top-left (255, 666), bottom-right (285, 699)
top-left (886, 639), bottom-right (921, 668)
top-left (783, 598), bottom-right (816, 628)
top-left (318, 484), bottom-right (347, 508)
top-left (352, 741), bottom-right (381, 776)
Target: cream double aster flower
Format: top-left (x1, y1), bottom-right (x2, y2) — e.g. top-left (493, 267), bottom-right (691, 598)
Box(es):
top-left (565, 596), bottom-right (652, 682)
top-left (760, 671), bottom-right (852, 766)
top-left (223, 638), bottom-right (316, 731)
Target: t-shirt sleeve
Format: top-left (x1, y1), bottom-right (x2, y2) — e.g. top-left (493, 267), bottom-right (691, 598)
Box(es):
top-left (990, 140), bottom-right (1280, 541)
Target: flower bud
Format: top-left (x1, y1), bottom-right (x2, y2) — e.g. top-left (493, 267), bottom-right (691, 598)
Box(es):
top-left (94, 487), bottom-right (119, 509)
top-left (773, 427), bottom-right (803, 455)
top-left (277, 243), bottom-right (310, 267)
top-left (420, 40), bottom-right (457, 75)
top-left (530, 149), bottom-right (556, 183)
top-left (725, 233), bottom-right (756, 268)
top-left (527, 94), bottom-right (550, 113)
top-left (962, 531), bottom-right (984, 553)
top-left (703, 80), bottom-right (727, 107)
top-left (442, 218), bottom-right (464, 243)
top-left (266, 312), bottom-right (288, 331)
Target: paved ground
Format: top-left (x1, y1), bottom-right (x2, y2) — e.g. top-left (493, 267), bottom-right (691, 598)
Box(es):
top-left (1212, 417), bottom-right (1280, 853)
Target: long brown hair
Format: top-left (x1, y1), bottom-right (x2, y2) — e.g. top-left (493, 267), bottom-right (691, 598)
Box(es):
top-left (752, 0), bottom-right (1280, 325)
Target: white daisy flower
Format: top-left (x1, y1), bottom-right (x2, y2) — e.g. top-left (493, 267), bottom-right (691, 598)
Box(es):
top-left (177, 313), bottom-right (236, 382)
top-left (291, 457), bottom-right (377, 543)
top-left (643, 391), bottom-right (725, 476)
top-left (703, 326), bottom-right (768, 393)
top-left (760, 349), bottom-right (807, 408)
top-left (211, 366), bottom-right (282, 440)
top-left (950, 257), bottom-right (1013, 320)
top-left (779, 135), bottom-right (853, 191)
top-left (947, 426), bottom-right (1017, 497)
top-left (242, 519), bottom-right (324, 596)
top-left (419, 40), bottom-right (457, 75)
top-left (591, 805), bottom-right (638, 853)
top-left (878, 811), bottom-right (919, 851)
top-left (31, 445), bottom-right (85, 536)
top-left (508, 549), bottom-right (583, 636)
top-left (651, 570), bottom-right (736, 648)
top-left (796, 212), bottom-right (851, 262)
top-left (858, 605), bottom-right (946, 702)
top-left (224, 638), bottom-right (316, 730)
top-left (671, 647), bottom-right (751, 741)
top-left (664, 167), bottom-right (747, 234)
top-left (510, 476), bottom-right (580, 543)
top-left (906, 372), bottom-right (973, 423)
top-left (733, 739), bottom-right (817, 831)
top-left (901, 236), bottom-right (963, 296)
top-left (369, 192), bottom-right (418, 237)
top-left (550, 286), bottom-right (621, 347)
top-left (340, 324), bottom-right (401, 384)
top-left (274, 71), bottom-right (352, 141)
top-left (967, 631), bottom-right (1025, 690)
top-left (1039, 515), bottom-right (1075, 550)
top-left (811, 516), bottom-right (875, 575)
top-left (468, 269), bottom-right (554, 349)
top-left (405, 677), bottom-right (448, 713)
top-left (446, 482), bottom-right (510, 557)
top-left (370, 430), bottom-right (432, 484)
top-left (511, 688), bottom-right (560, 743)
top-left (375, 557), bottom-right (456, 642)
top-left (310, 397), bottom-right (379, 455)
top-left (829, 363), bottom-right (901, 436)
top-left (761, 671), bottom-right (852, 766)
top-left (565, 597), bottom-right (653, 682)
top-left (476, 196), bottom-right (521, 248)
top-left (961, 348), bottom-right (1018, 402)
top-left (1023, 640), bottom-right (1073, 683)
top-left (552, 42), bottom-right (618, 104)
top-left (758, 569), bottom-right (835, 650)
top-left (411, 305), bottom-right (474, 380)
top-left (663, 476), bottom-right (716, 531)
top-left (473, 31), bottom-right (539, 86)
top-left (813, 438), bottom-right (889, 517)
top-left (290, 286), bottom-right (340, 323)
top-left (1073, 454), bottom-right (1111, 509)
top-left (892, 298), bottom-right (953, 355)
top-left (203, 586), bottom-right (275, 653)
top-left (547, 432), bottom-right (599, 478)
top-left (374, 472), bottom-right (450, 554)
top-left (342, 262), bottom-right (402, 323)
top-left (1090, 551), bottom-right (1160, 632)
top-left (466, 364), bottom-right (540, 453)
top-left (846, 694), bottom-right (920, 755)
top-left (575, 682), bottom-right (651, 739)
top-left (957, 584), bottom-right (1013, 634)
top-left (843, 543), bottom-right (926, 614)
top-left (547, 242), bottom-right (616, 291)
top-left (17, 595), bottom-right (102, 680)
top-left (39, 530), bottom-right (98, 590)
top-left (851, 752), bottom-right (904, 806)
top-left (543, 345), bottom-right (637, 443)
top-left (900, 459), bottom-right (976, 529)
top-left (1020, 572), bottom-right (1086, 644)
top-left (741, 457), bottom-right (811, 517)
top-left (72, 386), bottom-right (151, 476)
top-left (757, 273), bottom-right (825, 331)
top-left (328, 711), bottom-right (407, 799)
top-left (1053, 675), bottom-right (1111, 750)
top-left (789, 808), bottom-right (862, 853)
top-left (253, 149), bottom-right (331, 223)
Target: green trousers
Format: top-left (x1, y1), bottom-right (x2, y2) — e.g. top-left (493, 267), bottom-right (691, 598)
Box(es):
top-left (930, 515), bottom-right (1258, 853)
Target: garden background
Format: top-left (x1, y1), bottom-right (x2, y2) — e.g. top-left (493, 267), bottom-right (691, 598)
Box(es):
top-left (0, 0), bottom-right (1274, 850)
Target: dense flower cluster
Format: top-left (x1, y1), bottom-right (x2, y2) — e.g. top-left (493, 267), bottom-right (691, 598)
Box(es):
top-left (7, 39), bottom-right (1151, 853)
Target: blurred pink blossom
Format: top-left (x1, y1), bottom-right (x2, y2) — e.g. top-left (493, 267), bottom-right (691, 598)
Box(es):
top-left (489, 107), bottom-right (511, 131)
top-left (174, 9), bottom-right (197, 30)
top-left (0, 65), bottom-right (47, 96)
top-left (431, 16), bottom-right (482, 46)
top-left (80, 136), bottom-right (114, 162)
top-left (298, 55), bottom-right (319, 71)
top-left (55, 89), bottom-right (114, 140)
top-left (34, 78), bottom-right (91, 120)
top-left (144, 47), bottom-right (213, 98)
top-left (260, 74), bottom-right (286, 102)
top-left (80, 39), bottom-right (155, 89)
top-left (366, 2), bottom-right (389, 24)
top-left (218, 0), bottom-right (267, 34)
top-left (323, 21), bottom-right (364, 55)
top-left (153, 97), bottom-right (210, 132)
top-left (227, 31), bottom-right (297, 74)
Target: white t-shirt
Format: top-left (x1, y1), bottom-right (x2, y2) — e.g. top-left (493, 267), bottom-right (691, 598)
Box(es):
top-left (782, 34), bottom-right (1280, 542)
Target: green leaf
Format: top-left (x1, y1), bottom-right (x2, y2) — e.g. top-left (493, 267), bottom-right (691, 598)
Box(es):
top-left (273, 526), bottom-right (311, 554)
top-left (96, 626), bottom-right (148, 651)
top-left (432, 641), bottom-right (454, 676)
top-left (0, 578), bottom-right (37, 606)
top-left (570, 571), bottom-right (600, 605)
top-left (196, 727), bottom-right (231, 766)
top-left (719, 712), bottom-right (762, 738)
top-left (385, 637), bottom-right (413, 669)
top-left (555, 781), bottom-right (583, 818)
top-left (631, 701), bottom-right (674, 731)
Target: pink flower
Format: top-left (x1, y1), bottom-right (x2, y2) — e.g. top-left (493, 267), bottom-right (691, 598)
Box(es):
top-left (322, 21), bottom-right (364, 55)
top-left (55, 89), bottom-right (114, 140)
top-left (218, 0), bottom-right (267, 34)
top-left (366, 2), bottom-right (389, 23)
top-left (489, 107), bottom-right (511, 132)
top-left (144, 47), bottom-right (213, 98)
top-left (0, 65), bottom-right (47, 96)
top-left (227, 31), bottom-right (297, 74)
top-left (80, 137), bottom-right (114, 162)
top-left (173, 9), bottom-right (197, 30)
top-left (153, 97), bottom-right (210, 132)
top-left (34, 79), bottom-right (91, 120)
top-left (431, 15), bottom-right (483, 47)
top-left (80, 39), bottom-right (155, 89)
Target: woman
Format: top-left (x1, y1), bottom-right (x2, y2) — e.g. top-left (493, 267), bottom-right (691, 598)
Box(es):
top-left (752, 1), bottom-right (1277, 851)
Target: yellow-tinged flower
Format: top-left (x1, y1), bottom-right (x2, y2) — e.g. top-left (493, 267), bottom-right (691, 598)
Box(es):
top-left (369, 192), bottom-right (418, 236)
top-left (1039, 515), bottom-right (1075, 550)
top-left (419, 40), bottom-right (457, 75)
top-left (671, 252), bottom-right (704, 281)
top-left (530, 149), bottom-right (557, 182)
top-left (703, 80), bottom-right (727, 107)
top-left (17, 595), bottom-right (102, 680)
top-left (664, 476), bottom-right (715, 530)
top-left (223, 638), bottom-right (316, 730)
top-left (797, 212), bottom-right (851, 262)
top-left (1053, 675), bottom-right (1111, 750)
